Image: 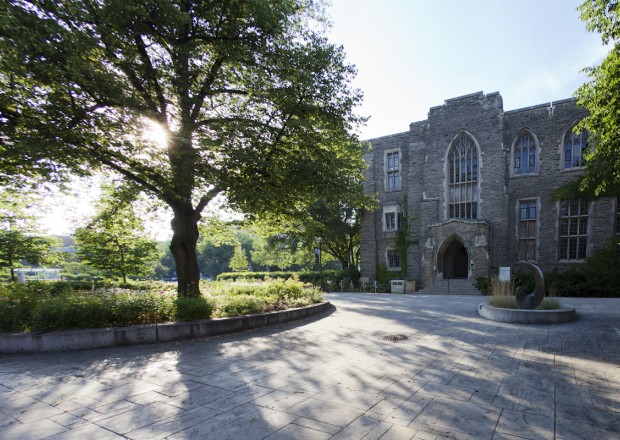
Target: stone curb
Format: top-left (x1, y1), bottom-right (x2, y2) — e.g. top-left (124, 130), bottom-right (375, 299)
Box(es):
top-left (0, 301), bottom-right (332, 354)
top-left (478, 302), bottom-right (576, 324)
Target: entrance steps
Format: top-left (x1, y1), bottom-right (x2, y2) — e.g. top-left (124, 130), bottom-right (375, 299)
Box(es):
top-left (417, 278), bottom-right (482, 295)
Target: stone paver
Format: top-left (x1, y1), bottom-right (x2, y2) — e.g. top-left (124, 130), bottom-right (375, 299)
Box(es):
top-left (1, 294), bottom-right (619, 439)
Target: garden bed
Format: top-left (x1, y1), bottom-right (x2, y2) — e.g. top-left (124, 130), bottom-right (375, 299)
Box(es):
top-left (1, 301), bottom-right (331, 354)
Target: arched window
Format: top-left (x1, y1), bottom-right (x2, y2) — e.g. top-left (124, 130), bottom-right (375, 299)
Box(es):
top-left (513, 131), bottom-right (537, 175)
top-left (448, 133), bottom-right (479, 219)
top-left (563, 125), bottom-right (588, 169)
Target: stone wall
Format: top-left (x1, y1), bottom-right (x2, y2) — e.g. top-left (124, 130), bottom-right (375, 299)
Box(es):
top-left (361, 91), bottom-right (617, 288)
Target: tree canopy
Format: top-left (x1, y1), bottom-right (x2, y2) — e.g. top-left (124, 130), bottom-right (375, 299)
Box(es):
top-left (74, 185), bottom-right (159, 283)
top-left (0, 0), bottom-right (366, 295)
top-left (0, 187), bottom-right (61, 281)
top-left (574, 0), bottom-right (620, 196)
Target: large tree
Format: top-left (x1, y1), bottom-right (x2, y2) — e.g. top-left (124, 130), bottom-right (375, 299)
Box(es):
top-left (0, 0), bottom-right (365, 295)
top-left (574, 0), bottom-right (620, 196)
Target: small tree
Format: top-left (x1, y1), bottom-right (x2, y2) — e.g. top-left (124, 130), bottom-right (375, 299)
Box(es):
top-left (229, 246), bottom-right (249, 273)
top-left (74, 186), bottom-right (159, 283)
top-left (0, 187), bottom-right (61, 281)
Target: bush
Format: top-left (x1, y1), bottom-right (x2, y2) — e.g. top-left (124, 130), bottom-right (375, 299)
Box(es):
top-left (475, 277), bottom-right (491, 295)
top-left (213, 295), bottom-right (267, 317)
top-left (1, 279), bottom-right (322, 332)
top-left (31, 290), bottom-right (176, 330)
top-left (175, 296), bottom-right (214, 321)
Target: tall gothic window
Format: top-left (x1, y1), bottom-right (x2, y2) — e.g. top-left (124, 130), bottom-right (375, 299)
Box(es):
top-left (385, 150), bottom-right (400, 192)
top-left (514, 132), bottom-right (537, 175)
top-left (518, 200), bottom-right (537, 261)
top-left (563, 126), bottom-right (588, 169)
top-left (448, 133), bottom-right (479, 219)
top-left (559, 199), bottom-right (589, 260)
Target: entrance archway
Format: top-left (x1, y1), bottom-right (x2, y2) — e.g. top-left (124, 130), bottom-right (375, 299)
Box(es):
top-left (442, 240), bottom-right (469, 279)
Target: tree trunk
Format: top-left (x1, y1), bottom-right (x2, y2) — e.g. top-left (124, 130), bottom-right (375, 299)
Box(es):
top-left (170, 203), bottom-right (201, 297)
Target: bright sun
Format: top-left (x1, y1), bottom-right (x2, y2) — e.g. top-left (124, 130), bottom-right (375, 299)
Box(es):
top-left (142, 119), bottom-right (168, 148)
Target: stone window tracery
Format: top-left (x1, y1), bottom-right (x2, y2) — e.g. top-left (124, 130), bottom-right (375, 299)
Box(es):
top-left (513, 132), bottom-right (537, 175)
top-left (448, 133), bottom-right (479, 219)
top-left (563, 125), bottom-right (588, 169)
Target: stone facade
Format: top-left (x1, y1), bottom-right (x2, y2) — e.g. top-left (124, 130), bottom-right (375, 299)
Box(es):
top-left (360, 91), bottom-right (618, 289)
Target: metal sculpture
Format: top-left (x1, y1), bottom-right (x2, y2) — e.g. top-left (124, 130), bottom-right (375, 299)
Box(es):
top-left (514, 262), bottom-right (545, 309)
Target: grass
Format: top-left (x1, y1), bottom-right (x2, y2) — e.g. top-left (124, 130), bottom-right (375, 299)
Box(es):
top-left (487, 276), bottom-right (562, 310)
top-left (0, 279), bottom-right (324, 332)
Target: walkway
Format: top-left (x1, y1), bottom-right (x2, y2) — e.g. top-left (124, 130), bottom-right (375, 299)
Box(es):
top-left (1, 294), bottom-right (619, 439)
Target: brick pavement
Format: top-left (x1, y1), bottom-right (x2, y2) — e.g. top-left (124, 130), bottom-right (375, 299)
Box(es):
top-left (1, 294), bottom-right (619, 439)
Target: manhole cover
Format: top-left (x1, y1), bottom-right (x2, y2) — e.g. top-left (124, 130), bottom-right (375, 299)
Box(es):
top-left (382, 334), bottom-right (408, 342)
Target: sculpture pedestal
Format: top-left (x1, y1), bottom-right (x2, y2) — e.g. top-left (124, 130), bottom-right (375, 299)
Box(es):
top-left (478, 303), bottom-right (576, 324)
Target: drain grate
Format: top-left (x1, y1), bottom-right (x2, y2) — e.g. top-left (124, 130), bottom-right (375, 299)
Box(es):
top-left (382, 334), bottom-right (408, 342)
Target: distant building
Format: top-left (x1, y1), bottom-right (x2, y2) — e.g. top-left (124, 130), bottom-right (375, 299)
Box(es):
top-left (360, 91), bottom-right (618, 290)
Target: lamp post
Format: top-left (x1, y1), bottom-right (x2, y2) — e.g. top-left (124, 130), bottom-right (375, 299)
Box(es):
top-left (316, 237), bottom-right (324, 288)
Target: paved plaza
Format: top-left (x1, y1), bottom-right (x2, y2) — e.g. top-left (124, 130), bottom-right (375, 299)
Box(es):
top-left (1, 294), bottom-right (619, 439)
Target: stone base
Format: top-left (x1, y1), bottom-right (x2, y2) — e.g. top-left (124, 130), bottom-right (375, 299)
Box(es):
top-left (478, 303), bottom-right (576, 324)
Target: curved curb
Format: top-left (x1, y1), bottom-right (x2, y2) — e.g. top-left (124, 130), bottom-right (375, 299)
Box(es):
top-left (478, 303), bottom-right (576, 324)
top-left (0, 301), bottom-right (332, 354)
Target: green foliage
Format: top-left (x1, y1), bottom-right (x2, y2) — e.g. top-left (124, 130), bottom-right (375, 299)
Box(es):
top-left (0, 187), bottom-right (63, 281)
top-left (488, 295), bottom-right (561, 310)
top-left (475, 276), bottom-right (491, 294)
top-left (251, 179), bottom-right (376, 270)
top-left (60, 261), bottom-right (106, 282)
top-left (174, 296), bottom-right (214, 322)
top-left (74, 185), bottom-right (159, 283)
top-left (546, 239), bottom-right (620, 296)
top-left (475, 241), bottom-right (620, 298)
top-left (215, 269), bottom-right (350, 287)
top-left (0, 279), bottom-right (321, 332)
top-left (572, 0), bottom-right (620, 196)
top-left (208, 279), bottom-right (323, 317)
top-left (0, 231), bottom-right (62, 280)
top-left (0, 0), bottom-right (365, 296)
top-left (229, 246), bottom-right (250, 272)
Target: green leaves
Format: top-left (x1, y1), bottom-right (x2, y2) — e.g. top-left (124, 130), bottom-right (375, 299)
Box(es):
top-left (1, 0), bottom-right (365, 293)
top-left (574, 0), bottom-right (620, 197)
top-left (74, 186), bottom-right (159, 283)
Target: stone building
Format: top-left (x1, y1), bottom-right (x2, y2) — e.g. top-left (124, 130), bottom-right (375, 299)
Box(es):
top-left (360, 91), bottom-right (618, 290)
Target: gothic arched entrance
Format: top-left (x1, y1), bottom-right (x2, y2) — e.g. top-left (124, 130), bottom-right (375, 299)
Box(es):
top-left (442, 239), bottom-right (469, 279)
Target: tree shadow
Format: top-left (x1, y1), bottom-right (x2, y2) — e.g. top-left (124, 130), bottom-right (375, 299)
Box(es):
top-left (0, 295), bottom-right (619, 439)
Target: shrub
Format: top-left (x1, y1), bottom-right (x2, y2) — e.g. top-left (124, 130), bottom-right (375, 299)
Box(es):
top-left (1, 278), bottom-right (323, 332)
top-left (30, 289), bottom-right (176, 330)
top-left (475, 277), bottom-right (491, 295)
top-left (213, 295), bottom-right (267, 317)
top-left (175, 296), bottom-right (214, 321)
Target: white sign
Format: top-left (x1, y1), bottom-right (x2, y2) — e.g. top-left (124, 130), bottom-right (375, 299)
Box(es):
top-left (499, 267), bottom-right (511, 282)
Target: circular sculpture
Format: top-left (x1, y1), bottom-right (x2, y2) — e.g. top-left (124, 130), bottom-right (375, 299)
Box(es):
top-left (514, 262), bottom-right (545, 309)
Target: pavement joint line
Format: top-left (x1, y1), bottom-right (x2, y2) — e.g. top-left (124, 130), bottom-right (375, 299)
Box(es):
top-left (1, 294), bottom-right (619, 439)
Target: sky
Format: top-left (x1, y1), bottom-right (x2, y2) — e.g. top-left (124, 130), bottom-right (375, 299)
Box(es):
top-left (40, 0), bottom-right (608, 238)
top-left (326, 0), bottom-right (608, 140)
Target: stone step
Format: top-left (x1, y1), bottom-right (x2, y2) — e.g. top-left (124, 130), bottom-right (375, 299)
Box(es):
top-left (418, 279), bottom-right (482, 295)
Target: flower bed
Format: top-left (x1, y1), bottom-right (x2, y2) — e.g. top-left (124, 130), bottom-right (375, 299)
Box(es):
top-left (0, 279), bottom-right (323, 332)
